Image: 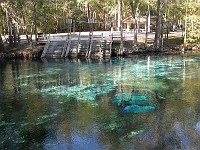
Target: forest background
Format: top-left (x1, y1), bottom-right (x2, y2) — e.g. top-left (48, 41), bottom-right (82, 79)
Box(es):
top-left (0, 0), bottom-right (200, 51)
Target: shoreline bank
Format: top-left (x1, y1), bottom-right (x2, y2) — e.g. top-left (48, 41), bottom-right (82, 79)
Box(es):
top-left (0, 45), bottom-right (200, 61)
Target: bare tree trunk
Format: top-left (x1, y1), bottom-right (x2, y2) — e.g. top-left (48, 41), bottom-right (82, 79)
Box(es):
top-left (118, 0), bottom-right (123, 55)
top-left (19, 0), bottom-right (30, 44)
top-left (145, 1), bottom-right (150, 47)
top-left (8, 18), bottom-right (14, 48)
top-left (114, 0), bottom-right (117, 29)
top-left (154, 0), bottom-right (164, 51)
top-left (129, 0), bottom-right (140, 50)
top-left (55, 0), bottom-right (58, 33)
top-left (2, 16), bottom-right (6, 36)
top-left (17, 27), bottom-right (20, 44)
top-left (1, 2), bottom-right (20, 48)
top-left (134, 4), bottom-right (139, 48)
top-left (184, 0), bottom-right (188, 45)
top-left (31, 0), bottom-right (37, 47)
top-left (117, 0), bottom-right (121, 31)
top-left (0, 33), bottom-right (4, 51)
top-left (34, 0), bottom-right (37, 45)
top-left (13, 26), bottom-right (17, 47)
top-left (4, 7), bottom-right (14, 48)
top-left (160, 25), bottom-right (164, 50)
top-left (87, 3), bottom-right (90, 18)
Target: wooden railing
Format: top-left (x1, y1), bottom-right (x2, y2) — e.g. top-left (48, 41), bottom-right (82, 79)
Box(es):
top-left (61, 34), bottom-right (71, 57)
top-left (86, 32), bottom-right (93, 58)
top-left (41, 35), bottom-right (50, 58)
top-left (109, 33), bottom-right (113, 56)
top-left (75, 32), bottom-right (81, 58)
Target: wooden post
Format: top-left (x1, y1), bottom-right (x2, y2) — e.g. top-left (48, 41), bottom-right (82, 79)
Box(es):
top-left (184, 0), bottom-right (188, 46)
top-left (145, 0), bottom-right (150, 47)
top-left (88, 32), bottom-right (93, 58)
top-left (118, 0), bottom-right (123, 55)
top-left (62, 34), bottom-right (70, 57)
top-left (100, 33), bottom-right (103, 54)
top-left (65, 33), bottom-right (71, 57)
top-left (86, 33), bottom-right (91, 58)
top-left (76, 32), bottom-right (81, 57)
top-left (109, 33), bottom-right (113, 56)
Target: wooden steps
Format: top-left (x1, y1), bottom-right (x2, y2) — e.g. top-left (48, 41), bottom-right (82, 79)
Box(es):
top-left (41, 33), bottom-right (116, 59)
top-left (44, 41), bottom-right (65, 58)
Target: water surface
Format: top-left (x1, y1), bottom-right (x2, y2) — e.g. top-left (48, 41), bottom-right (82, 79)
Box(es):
top-left (0, 54), bottom-right (200, 149)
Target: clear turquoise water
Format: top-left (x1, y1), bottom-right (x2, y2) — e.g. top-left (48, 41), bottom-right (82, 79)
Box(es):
top-left (0, 54), bottom-right (200, 149)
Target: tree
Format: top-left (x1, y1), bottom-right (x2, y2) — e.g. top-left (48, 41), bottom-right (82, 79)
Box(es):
top-left (30, 0), bottom-right (37, 47)
top-left (154, 0), bottom-right (165, 51)
top-left (117, 0), bottom-right (123, 55)
top-left (183, 0), bottom-right (200, 44)
top-left (18, 0), bottom-right (30, 44)
top-left (0, 8), bottom-right (4, 51)
top-left (0, 0), bottom-right (199, 52)
top-left (0, 33), bottom-right (4, 51)
top-left (129, 0), bottom-right (140, 49)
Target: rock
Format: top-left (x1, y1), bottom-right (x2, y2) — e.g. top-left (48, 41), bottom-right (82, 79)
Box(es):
top-left (187, 47), bottom-right (192, 50)
top-left (175, 47), bottom-right (180, 51)
top-left (180, 46), bottom-right (185, 51)
top-left (192, 46), bottom-right (198, 50)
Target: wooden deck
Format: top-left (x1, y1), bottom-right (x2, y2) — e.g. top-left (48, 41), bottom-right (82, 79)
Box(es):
top-left (41, 32), bottom-right (123, 58)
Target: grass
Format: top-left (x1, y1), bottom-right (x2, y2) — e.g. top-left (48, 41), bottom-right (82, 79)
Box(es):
top-left (163, 37), bottom-right (184, 48)
top-left (139, 36), bottom-right (184, 48)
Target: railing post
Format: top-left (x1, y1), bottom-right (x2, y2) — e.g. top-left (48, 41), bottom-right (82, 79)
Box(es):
top-left (88, 32), bottom-right (93, 58)
top-left (75, 32), bottom-right (81, 58)
top-left (86, 32), bottom-right (92, 58)
top-left (100, 33), bottom-right (103, 54)
top-left (109, 33), bottom-right (113, 56)
top-left (61, 34), bottom-right (70, 57)
top-left (65, 33), bottom-right (71, 57)
top-left (41, 34), bottom-right (50, 58)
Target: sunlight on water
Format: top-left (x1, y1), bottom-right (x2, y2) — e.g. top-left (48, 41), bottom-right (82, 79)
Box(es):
top-left (1, 54), bottom-right (200, 149)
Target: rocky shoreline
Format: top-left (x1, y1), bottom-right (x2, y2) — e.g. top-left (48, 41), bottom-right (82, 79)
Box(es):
top-left (0, 46), bottom-right (43, 60)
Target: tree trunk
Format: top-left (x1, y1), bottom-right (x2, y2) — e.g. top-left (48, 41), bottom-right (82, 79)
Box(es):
top-left (145, 1), bottom-right (150, 47)
top-left (154, 0), bottom-right (164, 51)
top-left (8, 19), bottom-right (14, 48)
top-left (4, 7), bottom-right (14, 48)
top-left (0, 33), bottom-right (4, 51)
top-left (134, 4), bottom-right (139, 48)
top-left (117, 0), bottom-right (121, 31)
top-left (129, 0), bottom-right (139, 49)
top-left (13, 26), bottom-right (17, 47)
top-left (31, 0), bottom-right (37, 47)
top-left (184, 0), bottom-right (188, 45)
top-left (87, 3), bottom-right (90, 18)
top-left (34, 0), bottom-right (37, 45)
top-left (160, 25), bottom-right (164, 50)
top-left (19, 0), bottom-right (30, 44)
top-left (114, 0), bottom-right (117, 29)
top-left (118, 0), bottom-right (123, 55)
top-left (55, 0), bottom-right (59, 33)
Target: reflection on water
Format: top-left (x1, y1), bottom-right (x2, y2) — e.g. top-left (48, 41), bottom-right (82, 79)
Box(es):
top-left (0, 54), bottom-right (200, 149)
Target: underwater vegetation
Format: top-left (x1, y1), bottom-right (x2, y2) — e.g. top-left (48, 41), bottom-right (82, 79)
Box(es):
top-left (41, 83), bottom-right (157, 113)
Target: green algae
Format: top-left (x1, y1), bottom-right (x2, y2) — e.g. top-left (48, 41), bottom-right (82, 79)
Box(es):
top-left (41, 83), bottom-right (115, 102)
top-left (36, 113), bottom-right (58, 125)
top-left (124, 105), bottom-right (156, 113)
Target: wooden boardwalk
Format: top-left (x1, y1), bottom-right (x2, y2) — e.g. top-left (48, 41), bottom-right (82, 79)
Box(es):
top-left (41, 32), bottom-right (128, 58)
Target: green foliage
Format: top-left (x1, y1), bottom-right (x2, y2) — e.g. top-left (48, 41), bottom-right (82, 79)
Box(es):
top-left (162, 0), bottom-right (200, 45)
top-left (0, 0), bottom-right (199, 45)
top-left (185, 2), bottom-right (200, 44)
top-left (163, 29), bottom-right (170, 34)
